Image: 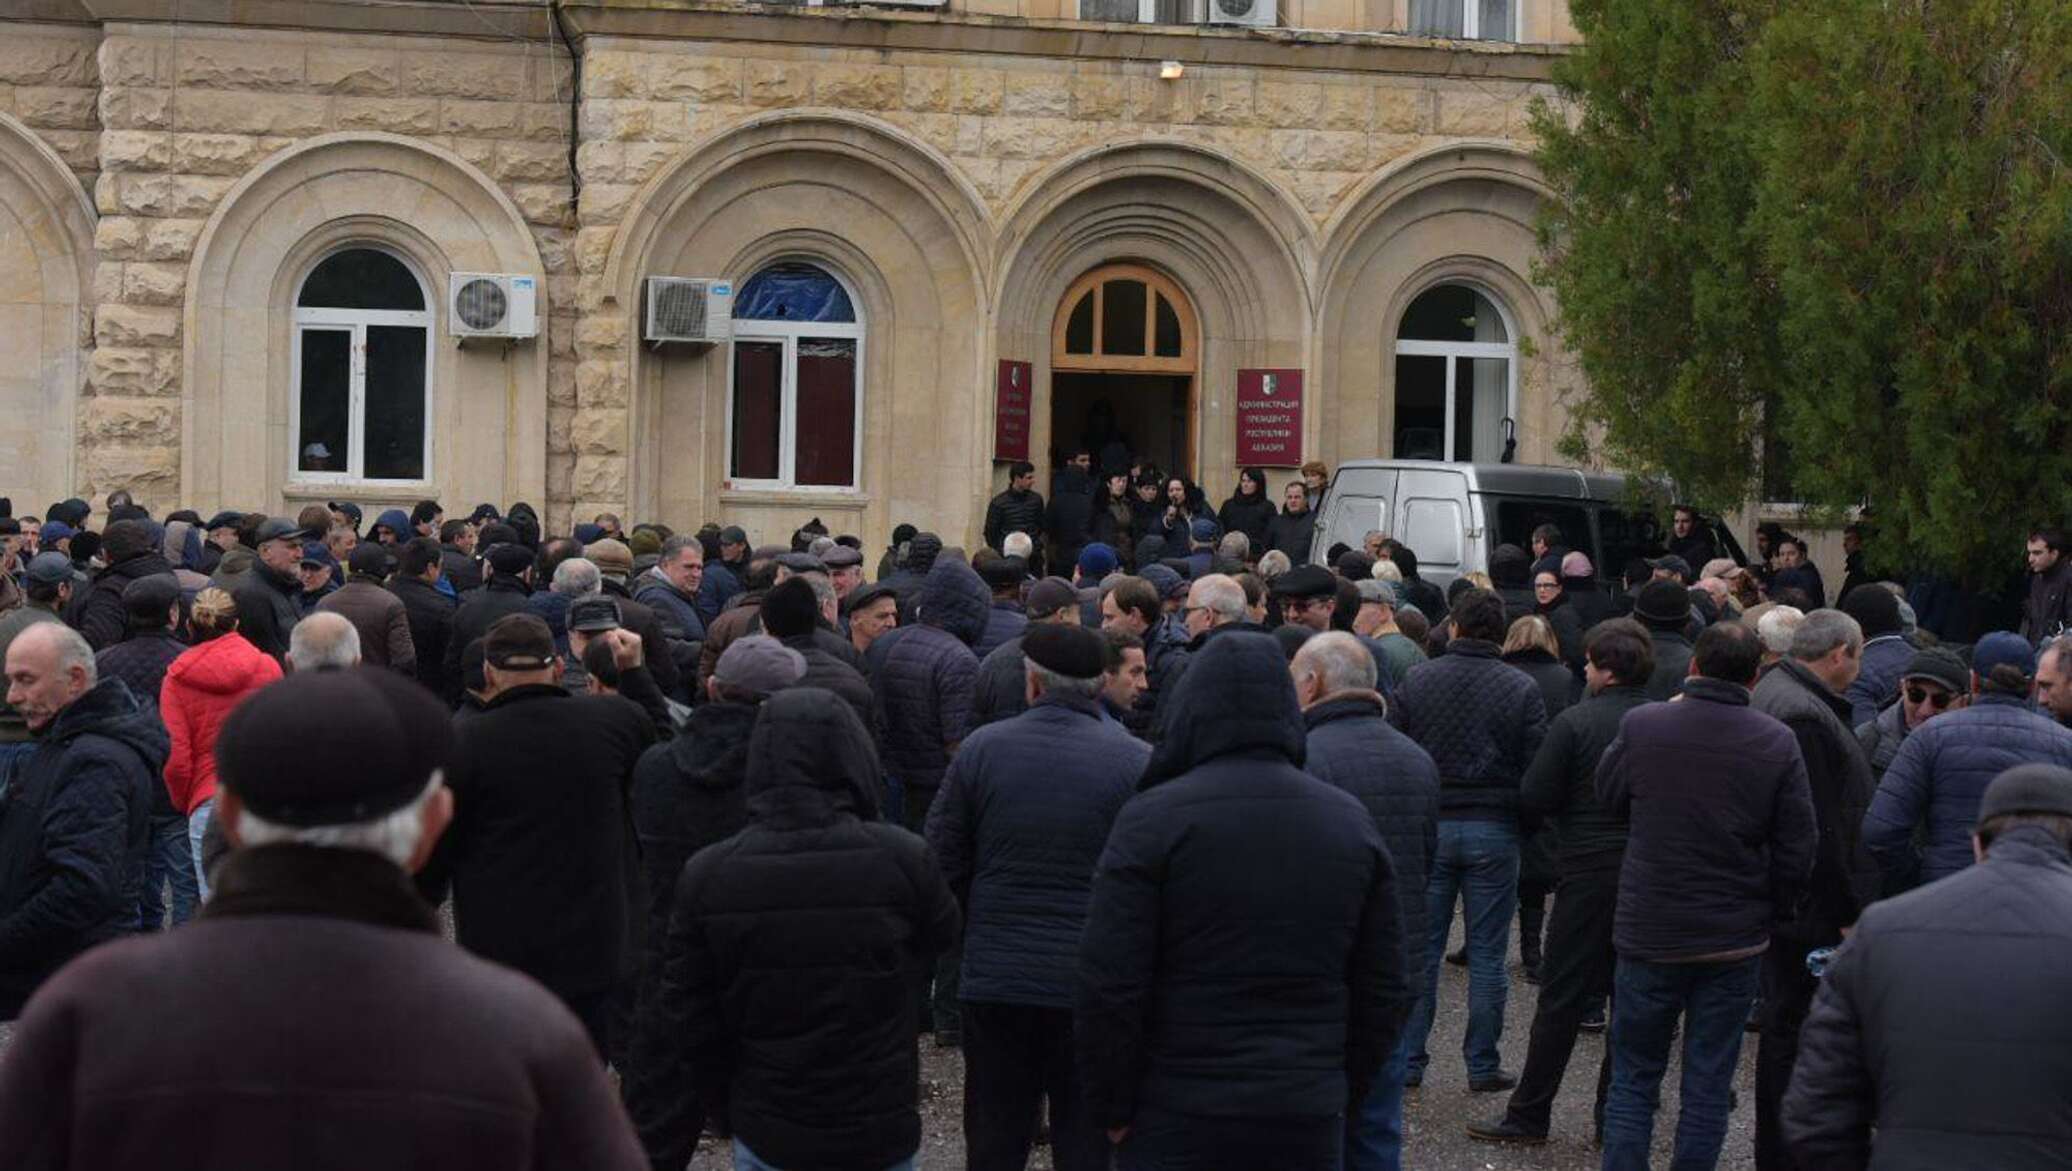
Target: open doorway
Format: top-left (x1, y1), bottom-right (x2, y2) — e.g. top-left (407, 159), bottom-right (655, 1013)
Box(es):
top-left (1051, 264), bottom-right (1198, 477)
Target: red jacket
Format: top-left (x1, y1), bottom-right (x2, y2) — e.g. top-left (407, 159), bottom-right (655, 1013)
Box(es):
top-left (160, 632), bottom-right (281, 814)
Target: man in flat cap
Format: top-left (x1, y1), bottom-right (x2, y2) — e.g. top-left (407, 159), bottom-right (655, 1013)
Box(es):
top-left (1270, 564), bottom-right (1339, 634)
top-left (970, 576), bottom-right (1083, 728)
top-left (229, 517), bottom-right (312, 663)
top-left (93, 573), bottom-right (193, 927)
top-left (1786, 763), bottom-right (2072, 1169)
top-left (444, 541), bottom-right (536, 696)
top-left (928, 622), bottom-right (1148, 1170)
top-left (0, 667), bottom-right (646, 1170)
top-left (0, 554), bottom-right (78, 747)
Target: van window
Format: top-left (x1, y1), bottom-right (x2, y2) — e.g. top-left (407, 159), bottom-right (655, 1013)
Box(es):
top-left (1328, 495), bottom-right (1389, 550)
top-left (1493, 500), bottom-right (1590, 560)
top-left (1598, 507), bottom-right (1660, 578)
top-left (1402, 498), bottom-right (1463, 568)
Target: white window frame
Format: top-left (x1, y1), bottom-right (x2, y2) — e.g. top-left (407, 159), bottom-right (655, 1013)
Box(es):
top-left (1411, 0), bottom-right (1517, 41)
top-left (723, 264), bottom-right (866, 493)
top-left (1392, 282), bottom-right (1520, 462)
top-left (288, 247), bottom-right (435, 488)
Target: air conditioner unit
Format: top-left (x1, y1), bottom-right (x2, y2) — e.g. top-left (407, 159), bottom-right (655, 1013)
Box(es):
top-left (447, 273), bottom-right (538, 341)
top-left (1207, 0), bottom-right (1274, 26)
top-left (644, 276), bottom-right (734, 346)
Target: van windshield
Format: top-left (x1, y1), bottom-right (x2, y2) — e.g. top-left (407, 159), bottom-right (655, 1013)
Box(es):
top-left (1598, 507), bottom-right (1660, 577)
top-left (1493, 500), bottom-right (1590, 560)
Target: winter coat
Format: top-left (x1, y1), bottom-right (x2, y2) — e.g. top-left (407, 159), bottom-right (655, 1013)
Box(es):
top-left (1844, 634), bottom-right (1915, 730)
top-left (867, 558), bottom-right (987, 796)
top-left (438, 543), bottom-right (483, 594)
top-left (1595, 677), bottom-right (1818, 962)
top-left (969, 634), bottom-right (1032, 729)
top-left (388, 575), bottom-right (456, 700)
top-left (598, 581), bottom-right (683, 702)
top-left (878, 533), bottom-right (941, 624)
top-left (317, 576), bottom-right (417, 673)
top-left (927, 693), bottom-right (1147, 1007)
top-left (1047, 466), bottom-right (1096, 567)
top-left (1773, 563), bottom-right (1828, 610)
top-left (1392, 638), bottom-right (1548, 822)
top-left (1264, 507), bottom-right (1316, 566)
top-left (1643, 629), bottom-right (1694, 701)
top-left (92, 631), bottom-right (184, 724)
top-left (1217, 491), bottom-right (1277, 554)
top-left (627, 689), bottom-right (958, 1171)
top-left (0, 678), bottom-right (167, 1017)
top-left (776, 631), bottom-right (873, 725)
top-left (630, 701), bottom-right (759, 995)
top-left (160, 632), bottom-right (282, 815)
top-left (1861, 692), bottom-right (2072, 888)
top-left (1854, 700), bottom-right (1908, 783)
top-left (0, 843), bottom-right (646, 1171)
top-left (1520, 684), bottom-right (1650, 872)
top-left (984, 487), bottom-right (1046, 552)
top-left (230, 561), bottom-right (302, 663)
top-left (1537, 596), bottom-right (1588, 669)
top-left (445, 574), bottom-right (532, 687)
top-left (1505, 647), bottom-right (1578, 719)
top-left (634, 569), bottom-right (706, 668)
top-left (425, 683), bottom-right (655, 1006)
top-left (1302, 692), bottom-right (1440, 972)
top-left (1784, 825), bottom-right (2072, 1171)
top-left (2022, 556), bottom-right (2072, 644)
top-left (695, 590), bottom-right (765, 686)
top-left (1144, 620), bottom-right (1269, 744)
top-left (1752, 659), bottom-right (1882, 946)
top-left (1076, 633), bottom-right (1409, 1126)
top-left (973, 600), bottom-right (1028, 662)
top-left (0, 606), bottom-right (62, 744)
top-left (71, 552), bottom-right (175, 651)
top-left (693, 560), bottom-right (740, 626)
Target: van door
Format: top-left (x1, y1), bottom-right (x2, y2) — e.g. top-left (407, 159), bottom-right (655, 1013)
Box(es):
top-left (1395, 467), bottom-right (1469, 584)
top-left (1317, 469), bottom-right (1396, 563)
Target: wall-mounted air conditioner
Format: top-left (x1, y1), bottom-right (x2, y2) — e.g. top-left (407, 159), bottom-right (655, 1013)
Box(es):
top-left (1207, 0), bottom-right (1274, 25)
top-left (447, 273), bottom-right (539, 341)
top-left (644, 277), bottom-right (734, 346)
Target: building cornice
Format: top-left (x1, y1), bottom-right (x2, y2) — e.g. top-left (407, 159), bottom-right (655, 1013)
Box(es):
top-left (76, 0), bottom-right (556, 41)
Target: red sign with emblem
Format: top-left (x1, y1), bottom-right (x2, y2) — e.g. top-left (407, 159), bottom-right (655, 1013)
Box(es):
top-left (994, 359), bottom-right (1032, 462)
top-left (1235, 368), bottom-right (1303, 466)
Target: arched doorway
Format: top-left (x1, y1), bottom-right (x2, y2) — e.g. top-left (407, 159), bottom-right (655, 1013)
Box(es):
top-left (1392, 283), bottom-right (1519, 462)
top-left (1050, 263), bottom-right (1198, 477)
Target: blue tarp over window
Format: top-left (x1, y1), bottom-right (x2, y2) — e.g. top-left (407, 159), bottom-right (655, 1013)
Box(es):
top-left (734, 263), bottom-right (855, 323)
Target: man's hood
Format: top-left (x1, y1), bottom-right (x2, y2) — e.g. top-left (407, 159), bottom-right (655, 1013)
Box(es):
top-left (917, 557), bottom-right (989, 647)
top-left (372, 508), bottom-right (412, 535)
top-left (97, 549), bottom-right (173, 585)
top-left (45, 677), bottom-right (171, 773)
top-left (670, 700), bottom-right (760, 789)
top-left (901, 532), bottom-right (943, 575)
top-left (744, 687), bottom-right (881, 826)
top-left (1140, 631), bottom-right (1306, 789)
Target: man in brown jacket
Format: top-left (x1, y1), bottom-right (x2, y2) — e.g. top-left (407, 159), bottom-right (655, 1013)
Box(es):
top-left (0, 666), bottom-right (644, 1171)
top-left (315, 543), bottom-right (416, 674)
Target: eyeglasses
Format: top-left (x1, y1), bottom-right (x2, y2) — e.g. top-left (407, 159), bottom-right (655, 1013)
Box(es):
top-left (1278, 598), bottom-right (1320, 613)
top-left (1533, 581), bottom-right (1561, 592)
top-left (1904, 686), bottom-right (1954, 709)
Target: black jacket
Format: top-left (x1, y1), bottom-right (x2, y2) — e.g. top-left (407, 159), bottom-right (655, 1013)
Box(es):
top-left (1751, 659), bottom-right (1882, 945)
top-left (1217, 492), bottom-right (1277, 554)
top-left (867, 559), bottom-right (986, 795)
top-left (984, 487), bottom-right (1045, 552)
top-left (1505, 647), bottom-right (1578, 719)
top-left (1595, 677), bottom-right (1818, 962)
top-left (777, 631), bottom-right (872, 725)
top-left (424, 683), bottom-right (655, 1005)
top-left (445, 574), bottom-right (532, 689)
top-left (1519, 684), bottom-right (1649, 872)
top-left (1076, 633), bottom-right (1408, 1126)
top-left (1046, 467), bottom-right (1096, 565)
top-left (628, 690), bottom-right (958, 1171)
top-left (71, 553), bottom-right (175, 651)
top-left (231, 562), bottom-right (302, 663)
top-left (629, 701), bottom-right (759, 998)
top-left (2025, 557), bottom-right (2072, 644)
top-left (1264, 507), bottom-right (1315, 565)
top-left (439, 543), bottom-right (483, 593)
top-left (1643, 629), bottom-right (1694, 701)
top-left (1302, 693), bottom-right (1440, 971)
top-left (389, 575), bottom-right (457, 701)
top-left (969, 634), bottom-right (1032, 729)
top-left (0, 679), bottom-right (167, 1017)
top-left (1785, 825), bottom-right (2072, 1170)
top-left (927, 693), bottom-right (1147, 1008)
top-left (1392, 638), bottom-right (1548, 821)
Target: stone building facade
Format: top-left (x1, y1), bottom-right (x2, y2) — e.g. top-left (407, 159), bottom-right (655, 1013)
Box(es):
top-left (1, 0), bottom-right (1579, 550)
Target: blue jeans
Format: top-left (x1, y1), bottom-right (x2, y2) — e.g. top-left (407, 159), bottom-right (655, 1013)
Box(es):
top-left (189, 798), bottom-right (215, 902)
top-left (734, 1139), bottom-right (913, 1171)
top-left (1601, 955), bottom-right (1760, 1171)
top-left (1345, 1033), bottom-right (1410, 1171)
top-left (139, 810), bottom-right (200, 929)
top-left (1403, 819), bottom-right (1518, 1081)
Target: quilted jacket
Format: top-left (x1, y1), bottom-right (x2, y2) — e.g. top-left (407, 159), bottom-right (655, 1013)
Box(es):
top-left (1391, 638), bottom-right (1547, 821)
top-left (1854, 700), bottom-right (1908, 783)
top-left (973, 601), bottom-right (1028, 661)
top-left (926, 693), bottom-right (1147, 1008)
top-left (1843, 634), bottom-right (1915, 729)
top-left (1862, 692), bottom-right (2072, 887)
top-left (160, 632), bottom-right (282, 814)
top-left (867, 558), bottom-right (988, 796)
top-left (1302, 693), bottom-right (1440, 971)
top-left (969, 635), bottom-right (1030, 729)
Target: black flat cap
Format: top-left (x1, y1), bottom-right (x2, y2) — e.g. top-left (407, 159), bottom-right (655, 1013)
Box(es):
top-left (1271, 565), bottom-right (1338, 599)
top-left (204, 510), bottom-right (243, 532)
top-left (567, 595), bottom-right (622, 633)
top-left (120, 573), bottom-right (181, 621)
top-left (216, 668), bottom-right (451, 828)
top-left (485, 543), bottom-right (534, 576)
top-left (1022, 622), bottom-right (1105, 680)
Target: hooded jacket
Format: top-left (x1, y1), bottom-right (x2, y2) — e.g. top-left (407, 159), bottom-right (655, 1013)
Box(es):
top-left (878, 533), bottom-right (942, 623)
top-left (1862, 692), bottom-right (2072, 887)
top-left (0, 678), bottom-right (168, 1016)
top-left (160, 632), bottom-right (283, 814)
top-left (627, 690), bottom-right (958, 1171)
top-left (973, 600), bottom-right (1028, 661)
top-left (1302, 692), bottom-right (1441, 972)
top-left (867, 558), bottom-right (987, 795)
top-left (1076, 634), bottom-right (1409, 1126)
top-left (369, 508), bottom-right (413, 544)
top-left (71, 549), bottom-right (176, 652)
top-left (630, 701), bottom-right (760, 997)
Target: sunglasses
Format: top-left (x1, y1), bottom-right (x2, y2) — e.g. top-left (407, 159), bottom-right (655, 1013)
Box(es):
top-left (1904, 686), bottom-right (1954, 709)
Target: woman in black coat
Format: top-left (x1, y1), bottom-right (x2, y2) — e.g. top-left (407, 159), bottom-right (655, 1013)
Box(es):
top-left (1533, 568), bottom-right (1589, 671)
top-left (1216, 468), bottom-right (1277, 557)
top-left (1503, 613), bottom-right (1576, 981)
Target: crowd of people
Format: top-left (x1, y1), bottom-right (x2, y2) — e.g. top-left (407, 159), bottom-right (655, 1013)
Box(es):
top-left (2, 468), bottom-right (2072, 1171)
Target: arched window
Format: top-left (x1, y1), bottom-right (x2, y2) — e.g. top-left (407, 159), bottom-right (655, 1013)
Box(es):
top-left (1052, 264), bottom-right (1197, 374)
top-left (1392, 283), bottom-right (1517, 462)
top-left (727, 261), bottom-right (863, 489)
top-left (291, 246), bottom-right (432, 482)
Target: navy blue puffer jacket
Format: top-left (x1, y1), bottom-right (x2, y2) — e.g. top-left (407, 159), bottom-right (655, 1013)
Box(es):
top-left (927, 693), bottom-right (1147, 1008)
top-left (1303, 693), bottom-right (1440, 971)
top-left (1862, 692), bottom-right (2072, 887)
top-left (867, 558), bottom-right (989, 796)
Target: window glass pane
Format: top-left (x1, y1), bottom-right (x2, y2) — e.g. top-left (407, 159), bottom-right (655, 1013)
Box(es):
top-left (1479, 0), bottom-right (1514, 40)
top-left (1080, 0), bottom-right (1141, 21)
top-left (1494, 500), bottom-right (1588, 555)
top-left (1398, 284), bottom-right (1479, 342)
top-left (732, 341), bottom-right (783, 480)
top-left (1154, 294), bottom-right (1183, 357)
top-left (1065, 292), bottom-right (1095, 354)
top-left (734, 263), bottom-right (855, 323)
top-left (795, 338), bottom-right (857, 487)
top-left (1408, 0), bottom-right (1463, 36)
top-left (1101, 279), bottom-right (1147, 356)
top-left (297, 329), bottom-right (350, 474)
top-left (1393, 352), bottom-right (1446, 460)
top-left (1462, 356), bottom-right (1508, 462)
top-left (1402, 498), bottom-right (1463, 566)
top-left (365, 326), bottom-right (427, 480)
top-left (298, 248), bottom-right (425, 311)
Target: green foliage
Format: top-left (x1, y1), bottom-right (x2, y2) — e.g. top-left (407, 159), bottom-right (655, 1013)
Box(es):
top-left (1534, 0), bottom-right (2072, 580)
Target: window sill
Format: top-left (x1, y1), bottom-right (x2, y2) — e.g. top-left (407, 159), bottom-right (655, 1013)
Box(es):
top-left (284, 480), bottom-right (437, 503)
top-left (718, 487), bottom-right (870, 511)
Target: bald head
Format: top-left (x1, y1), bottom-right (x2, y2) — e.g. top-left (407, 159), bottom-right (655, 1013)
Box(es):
top-left (289, 611), bottom-right (362, 672)
top-left (5, 621), bottom-right (97, 730)
top-left (1291, 630), bottom-right (1378, 708)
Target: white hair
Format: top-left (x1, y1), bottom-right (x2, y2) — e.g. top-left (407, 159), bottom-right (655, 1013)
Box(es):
top-left (1188, 574), bottom-right (1247, 622)
top-left (1002, 532), bottom-right (1034, 560)
top-left (1757, 606), bottom-right (1806, 655)
top-left (288, 612), bottom-right (361, 672)
top-left (1217, 531), bottom-right (1250, 561)
top-left (552, 557), bottom-right (602, 597)
top-left (1791, 608), bottom-right (1863, 662)
top-left (1026, 660), bottom-right (1101, 699)
top-left (237, 774), bottom-right (442, 868)
top-left (1257, 550), bottom-right (1292, 580)
top-left (17, 622), bottom-right (96, 685)
top-left (1294, 630), bottom-right (1379, 695)
top-left (1372, 559), bottom-right (1403, 583)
